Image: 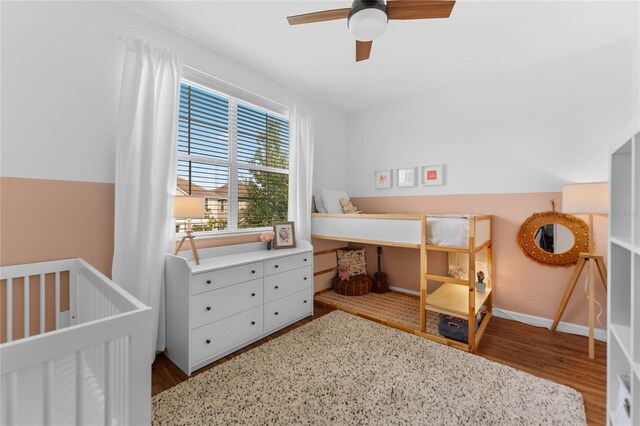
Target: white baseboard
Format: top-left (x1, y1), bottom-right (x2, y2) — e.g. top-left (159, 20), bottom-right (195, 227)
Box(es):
top-left (389, 286), bottom-right (420, 296)
top-left (492, 307), bottom-right (607, 342)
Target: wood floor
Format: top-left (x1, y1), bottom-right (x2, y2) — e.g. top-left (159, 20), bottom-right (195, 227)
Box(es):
top-left (153, 303), bottom-right (607, 426)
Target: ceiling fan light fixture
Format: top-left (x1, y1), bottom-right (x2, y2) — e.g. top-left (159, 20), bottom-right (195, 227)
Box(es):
top-left (348, 2), bottom-right (388, 41)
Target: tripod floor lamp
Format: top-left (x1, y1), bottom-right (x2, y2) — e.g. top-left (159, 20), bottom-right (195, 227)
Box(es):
top-left (174, 196), bottom-right (206, 265)
top-left (551, 182), bottom-right (608, 359)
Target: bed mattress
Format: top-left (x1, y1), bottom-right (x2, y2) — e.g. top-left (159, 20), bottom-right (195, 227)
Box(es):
top-left (426, 214), bottom-right (471, 247)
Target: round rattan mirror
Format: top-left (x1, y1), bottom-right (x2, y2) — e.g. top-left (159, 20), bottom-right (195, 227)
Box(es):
top-left (517, 210), bottom-right (589, 266)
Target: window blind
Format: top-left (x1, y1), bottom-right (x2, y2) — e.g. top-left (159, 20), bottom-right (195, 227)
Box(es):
top-left (176, 73), bottom-right (290, 234)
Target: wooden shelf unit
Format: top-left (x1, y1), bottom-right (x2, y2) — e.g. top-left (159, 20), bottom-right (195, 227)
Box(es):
top-left (421, 215), bottom-right (493, 352)
top-left (311, 213), bottom-right (493, 352)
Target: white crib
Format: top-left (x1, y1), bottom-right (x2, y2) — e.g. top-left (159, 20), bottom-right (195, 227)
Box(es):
top-left (0, 259), bottom-right (151, 425)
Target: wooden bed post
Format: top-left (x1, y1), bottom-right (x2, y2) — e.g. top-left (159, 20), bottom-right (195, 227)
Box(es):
top-left (420, 215), bottom-right (428, 333)
top-left (467, 217), bottom-right (477, 352)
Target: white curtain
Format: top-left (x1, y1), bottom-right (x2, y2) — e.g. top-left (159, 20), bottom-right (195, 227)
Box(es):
top-left (112, 39), bottom-right (180, 359)
top-left (288, 107), bottom-right (315, 242)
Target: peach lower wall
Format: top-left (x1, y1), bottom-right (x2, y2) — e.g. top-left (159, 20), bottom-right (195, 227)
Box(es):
top-left (350, 193), bottom-right (608, 328)
top-left (0, 177), bottom-right (116, 274)
top-left (0, 178), bottom-right (607, 330)
top-left (0, 177), bottom-right (263, 270)
top-left (0, 177), bottom-right (114, 342)
top-left (0, 177), bottom-right (254, 342)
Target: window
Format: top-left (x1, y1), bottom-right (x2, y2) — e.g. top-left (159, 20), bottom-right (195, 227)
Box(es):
top-left (177, 68), bottom-right (290, 234)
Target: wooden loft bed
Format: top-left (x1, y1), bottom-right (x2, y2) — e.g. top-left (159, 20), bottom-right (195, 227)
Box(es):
top-left (311, 213), bottom-right (493, 352)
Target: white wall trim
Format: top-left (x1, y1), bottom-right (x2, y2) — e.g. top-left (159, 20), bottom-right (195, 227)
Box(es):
top-left (492, 307), bottom-right (607, 342)
top-left (389, 286), bottom-right (420, 296)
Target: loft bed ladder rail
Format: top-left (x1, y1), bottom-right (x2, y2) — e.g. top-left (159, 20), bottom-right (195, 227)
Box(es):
top-left (420, 215), bottom-right (494, 353)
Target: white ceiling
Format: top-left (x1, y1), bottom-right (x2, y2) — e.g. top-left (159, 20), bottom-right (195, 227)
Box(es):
top-left (132, 1), bottom-right (638, 114)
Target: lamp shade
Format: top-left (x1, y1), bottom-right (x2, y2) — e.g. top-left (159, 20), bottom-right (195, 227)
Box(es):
top-left (173, 196), bottom-right (205, 219)
top-left (562, 183), bottom-right (608, 215)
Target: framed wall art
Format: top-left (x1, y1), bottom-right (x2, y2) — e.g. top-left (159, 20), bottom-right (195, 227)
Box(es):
top-left (421, 165), bottom-right (444, 186)
top-left (396, 167), bottom-right (416, 187)
top-left (374, 170), bottom-right (392, 189)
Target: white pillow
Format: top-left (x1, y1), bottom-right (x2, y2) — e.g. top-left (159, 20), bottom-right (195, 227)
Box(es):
top-left (320, 189), bottom-right (349, 214)
top-left (314, 195), bottom-right (328, 213)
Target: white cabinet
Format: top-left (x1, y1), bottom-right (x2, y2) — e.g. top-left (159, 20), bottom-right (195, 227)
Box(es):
top-left (607, 133), bottom-right (639, 426)
top-left (165, 240), bottom-right (313, 375)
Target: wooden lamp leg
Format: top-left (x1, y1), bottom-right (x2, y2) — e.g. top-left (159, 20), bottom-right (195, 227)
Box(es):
top-left (175, 236), bottom-right (188, 255)
top-left (174, 220), bottom-right (201, 265)
top-left (551, 214), bottom-right (607, 359)
top-left (587, 257), bottom-right (596, 359)
top-left (189, 234), bottom-right (200, 265)
top-left (550, 257), bottom-right (586, 331)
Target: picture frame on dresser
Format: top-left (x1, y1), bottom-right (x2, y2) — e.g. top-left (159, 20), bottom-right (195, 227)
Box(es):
top-left (273, 221), bottom-right (296, 249)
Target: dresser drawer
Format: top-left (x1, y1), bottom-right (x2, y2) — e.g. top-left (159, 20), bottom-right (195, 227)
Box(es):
top-left (190, 306), bottom-right (264, 364)
top-left (264, 289), bottom-right (312, 331)
top-left (264, 266), bottom-right (312, 303)
top-left (192, 262), bottom-right (263, 295)
top-left (191, 278), bottom-right (263, 329)
top-left (264, 252), bottom-right (311, 276)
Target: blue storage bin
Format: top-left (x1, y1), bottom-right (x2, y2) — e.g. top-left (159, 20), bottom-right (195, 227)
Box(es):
top-left (438, 314), bottom-right (481, 343)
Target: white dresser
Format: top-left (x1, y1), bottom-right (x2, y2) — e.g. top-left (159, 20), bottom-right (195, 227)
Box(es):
top-left (165, 240), bottom-right (313, 375)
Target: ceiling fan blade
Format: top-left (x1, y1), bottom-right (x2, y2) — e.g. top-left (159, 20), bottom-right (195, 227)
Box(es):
top-left (356, 40), bottom-right (373, 62)
top-left (287, 8), bottom-right (350, 25)
top-left (386, 1), bottom-right (455, 20)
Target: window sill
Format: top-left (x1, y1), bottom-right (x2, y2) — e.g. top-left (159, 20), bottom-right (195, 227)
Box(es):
top-left (175, 227), bottom-right (272, 241)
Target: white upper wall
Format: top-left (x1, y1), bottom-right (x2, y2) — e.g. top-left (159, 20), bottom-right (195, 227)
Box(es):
top-left (346, 36), bottom-right (639, 197)
top-left (0, 1), bottom-right (348, 192)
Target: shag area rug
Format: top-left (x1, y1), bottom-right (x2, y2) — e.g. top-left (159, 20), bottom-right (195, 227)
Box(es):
top-left (152, 311), bottom-right (586, 426)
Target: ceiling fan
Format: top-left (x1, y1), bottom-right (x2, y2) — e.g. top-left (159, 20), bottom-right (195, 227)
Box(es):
top-left (287, 0), bottom-right (456, 62)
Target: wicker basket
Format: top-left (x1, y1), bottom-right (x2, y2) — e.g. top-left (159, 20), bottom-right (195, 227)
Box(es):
top-left (333, 274), bottom-right (372, 296)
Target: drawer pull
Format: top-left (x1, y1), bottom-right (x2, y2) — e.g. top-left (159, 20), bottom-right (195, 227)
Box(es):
top-left (206, 280), bottom-right (212, 285)
top-left (303, 277), bottom-right (308, 281)
top-left (206, 306), bottom-right (212, 311)
top-left (251, 321), bottom-right (256, 325)
top-left (304, 300), bottom-right (308, 304)
top-left (206, 339), bottom-right (211, 344)
top-left (251, 293), bottom-right (256, 297)
top-left (275, 285), bottom-right (279, 289)
top-left (274, 265), bottom-right (279, 269)
top-left (251, 270), bottom-right (256, 274)
top-left (304, 258), bottom-right (308, 262)
top-left (275, 312), bottom-right (279, 316)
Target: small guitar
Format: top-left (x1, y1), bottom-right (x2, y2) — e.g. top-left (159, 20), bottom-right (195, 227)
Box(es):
top-left (372, 246), bottom-right (389, 293)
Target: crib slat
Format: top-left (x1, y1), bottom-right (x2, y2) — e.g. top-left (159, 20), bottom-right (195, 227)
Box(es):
top-left (43, 360), bottom-right (53, 424)
top-left (7, 278), bottom-right (13, 342)
top-left (23, 276), bottom-right (30, 338)
top-left (55, 272), bottom-right (60, 330)
top-left (39, 274), bottom-right (45, 334)
top-left (70, 272), bottom-right (78, 325)
top-left (104, 341), bottom-right (113, 426)
top-left (76, 351), bottom-right (84, 426)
